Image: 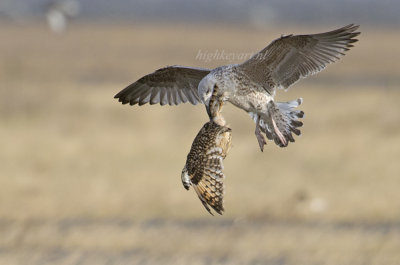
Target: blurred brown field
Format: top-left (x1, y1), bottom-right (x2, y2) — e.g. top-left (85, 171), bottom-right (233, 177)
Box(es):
top-left (0, 22), bottom-right (400, 265)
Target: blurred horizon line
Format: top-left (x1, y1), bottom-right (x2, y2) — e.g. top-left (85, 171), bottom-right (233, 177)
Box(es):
top-left (1, 0), bottom-right (400, 28)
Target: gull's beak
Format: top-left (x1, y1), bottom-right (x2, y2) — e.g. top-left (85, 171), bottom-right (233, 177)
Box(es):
top-left (200, 92), bottom-right (208, 105)
top-left (206, 104), bottom-right (212, 120)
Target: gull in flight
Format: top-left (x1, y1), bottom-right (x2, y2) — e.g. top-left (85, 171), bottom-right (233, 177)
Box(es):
top-left (115, 24), bottom-right (360, 151)
top-left (115, 25), bottom-right (360, 214)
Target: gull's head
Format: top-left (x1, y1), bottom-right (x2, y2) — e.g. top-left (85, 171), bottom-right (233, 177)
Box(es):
top-left (198, 75), bottom-right (216, 105)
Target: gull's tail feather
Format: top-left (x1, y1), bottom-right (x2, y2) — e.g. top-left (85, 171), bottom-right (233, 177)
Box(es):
top-left (250, 98), bottom-right (304, 148)
top-left (267, 98), bottom-right (304, 147)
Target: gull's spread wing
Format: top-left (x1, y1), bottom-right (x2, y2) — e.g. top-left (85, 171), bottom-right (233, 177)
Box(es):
top-left (115, 66), bottom-right (210, 106)
top-left (239, 24), bottom-right (360, 94)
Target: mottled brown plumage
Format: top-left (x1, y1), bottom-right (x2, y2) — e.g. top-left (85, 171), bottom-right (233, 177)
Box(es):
top-left (181, 121), bottom-right (232, 215)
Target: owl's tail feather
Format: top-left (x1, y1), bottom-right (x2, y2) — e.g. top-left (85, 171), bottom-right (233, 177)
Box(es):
top-left (193, 175), bottom-right (224, 215)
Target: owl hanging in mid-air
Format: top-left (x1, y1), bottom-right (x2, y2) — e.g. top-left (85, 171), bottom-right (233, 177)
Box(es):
top-left (181, 121), bottom-right (232, 215)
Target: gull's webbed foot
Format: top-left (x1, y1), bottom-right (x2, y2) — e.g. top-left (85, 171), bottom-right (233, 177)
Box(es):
top-left (255, 116), bottom-right (266, 152)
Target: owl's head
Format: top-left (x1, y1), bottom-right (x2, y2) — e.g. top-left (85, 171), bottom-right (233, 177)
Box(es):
top-left (181, 167), bottom-right (191, 190)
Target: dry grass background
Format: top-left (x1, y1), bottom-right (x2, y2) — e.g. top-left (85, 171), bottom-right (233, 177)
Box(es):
top-left (0, 22), bottom-right (400, 264)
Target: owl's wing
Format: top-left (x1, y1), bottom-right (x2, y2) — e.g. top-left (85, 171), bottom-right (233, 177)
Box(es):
top-left (114, 66), bottom-right (210, 106)
top-left (192, 146), bottom-right (227, 215)
top-left (182, 122), bottom-right (232, 215)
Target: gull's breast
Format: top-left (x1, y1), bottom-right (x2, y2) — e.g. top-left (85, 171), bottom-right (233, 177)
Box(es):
top-left (228, 88), bottom-right (272, 113)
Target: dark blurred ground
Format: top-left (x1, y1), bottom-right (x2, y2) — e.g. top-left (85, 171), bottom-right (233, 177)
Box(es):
top-left (1, 217), bottom-right (400, 265)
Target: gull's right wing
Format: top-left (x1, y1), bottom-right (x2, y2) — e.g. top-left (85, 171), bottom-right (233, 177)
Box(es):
top-left (114, 66), bottom-right (210, 106)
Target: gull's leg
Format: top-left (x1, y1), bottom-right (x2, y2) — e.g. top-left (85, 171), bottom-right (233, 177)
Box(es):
top-left (271, 117), bottom-right (287, 147)
top-left (255, 115), bottom-right (267, 152)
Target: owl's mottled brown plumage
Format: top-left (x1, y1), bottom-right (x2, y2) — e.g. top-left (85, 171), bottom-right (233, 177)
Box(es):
top-left (181, 121), bottom-right (232, 215)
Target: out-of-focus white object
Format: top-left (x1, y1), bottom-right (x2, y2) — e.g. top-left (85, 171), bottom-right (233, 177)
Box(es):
top-left (47, 9), bottom-right (66, 33)
top-left (46, 0), bottom-right (80, 33)
top-left (248, 3), bottom-right (276, 28)
top-left (309, 197), bottom-right (328, 213)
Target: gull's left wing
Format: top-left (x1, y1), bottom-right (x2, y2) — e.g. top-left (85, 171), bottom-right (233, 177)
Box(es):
top-left (238, 24), bottom-right (360, 94)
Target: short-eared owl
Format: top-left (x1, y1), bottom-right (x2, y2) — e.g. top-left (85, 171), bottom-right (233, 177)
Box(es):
top-left (181, 121), bottom-right (232, 215)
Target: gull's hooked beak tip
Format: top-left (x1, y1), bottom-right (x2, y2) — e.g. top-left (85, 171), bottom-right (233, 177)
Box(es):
top-left (206, 104), bottom-right (212, 120)
top-left (201, 94), bottom-right (209, 105)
